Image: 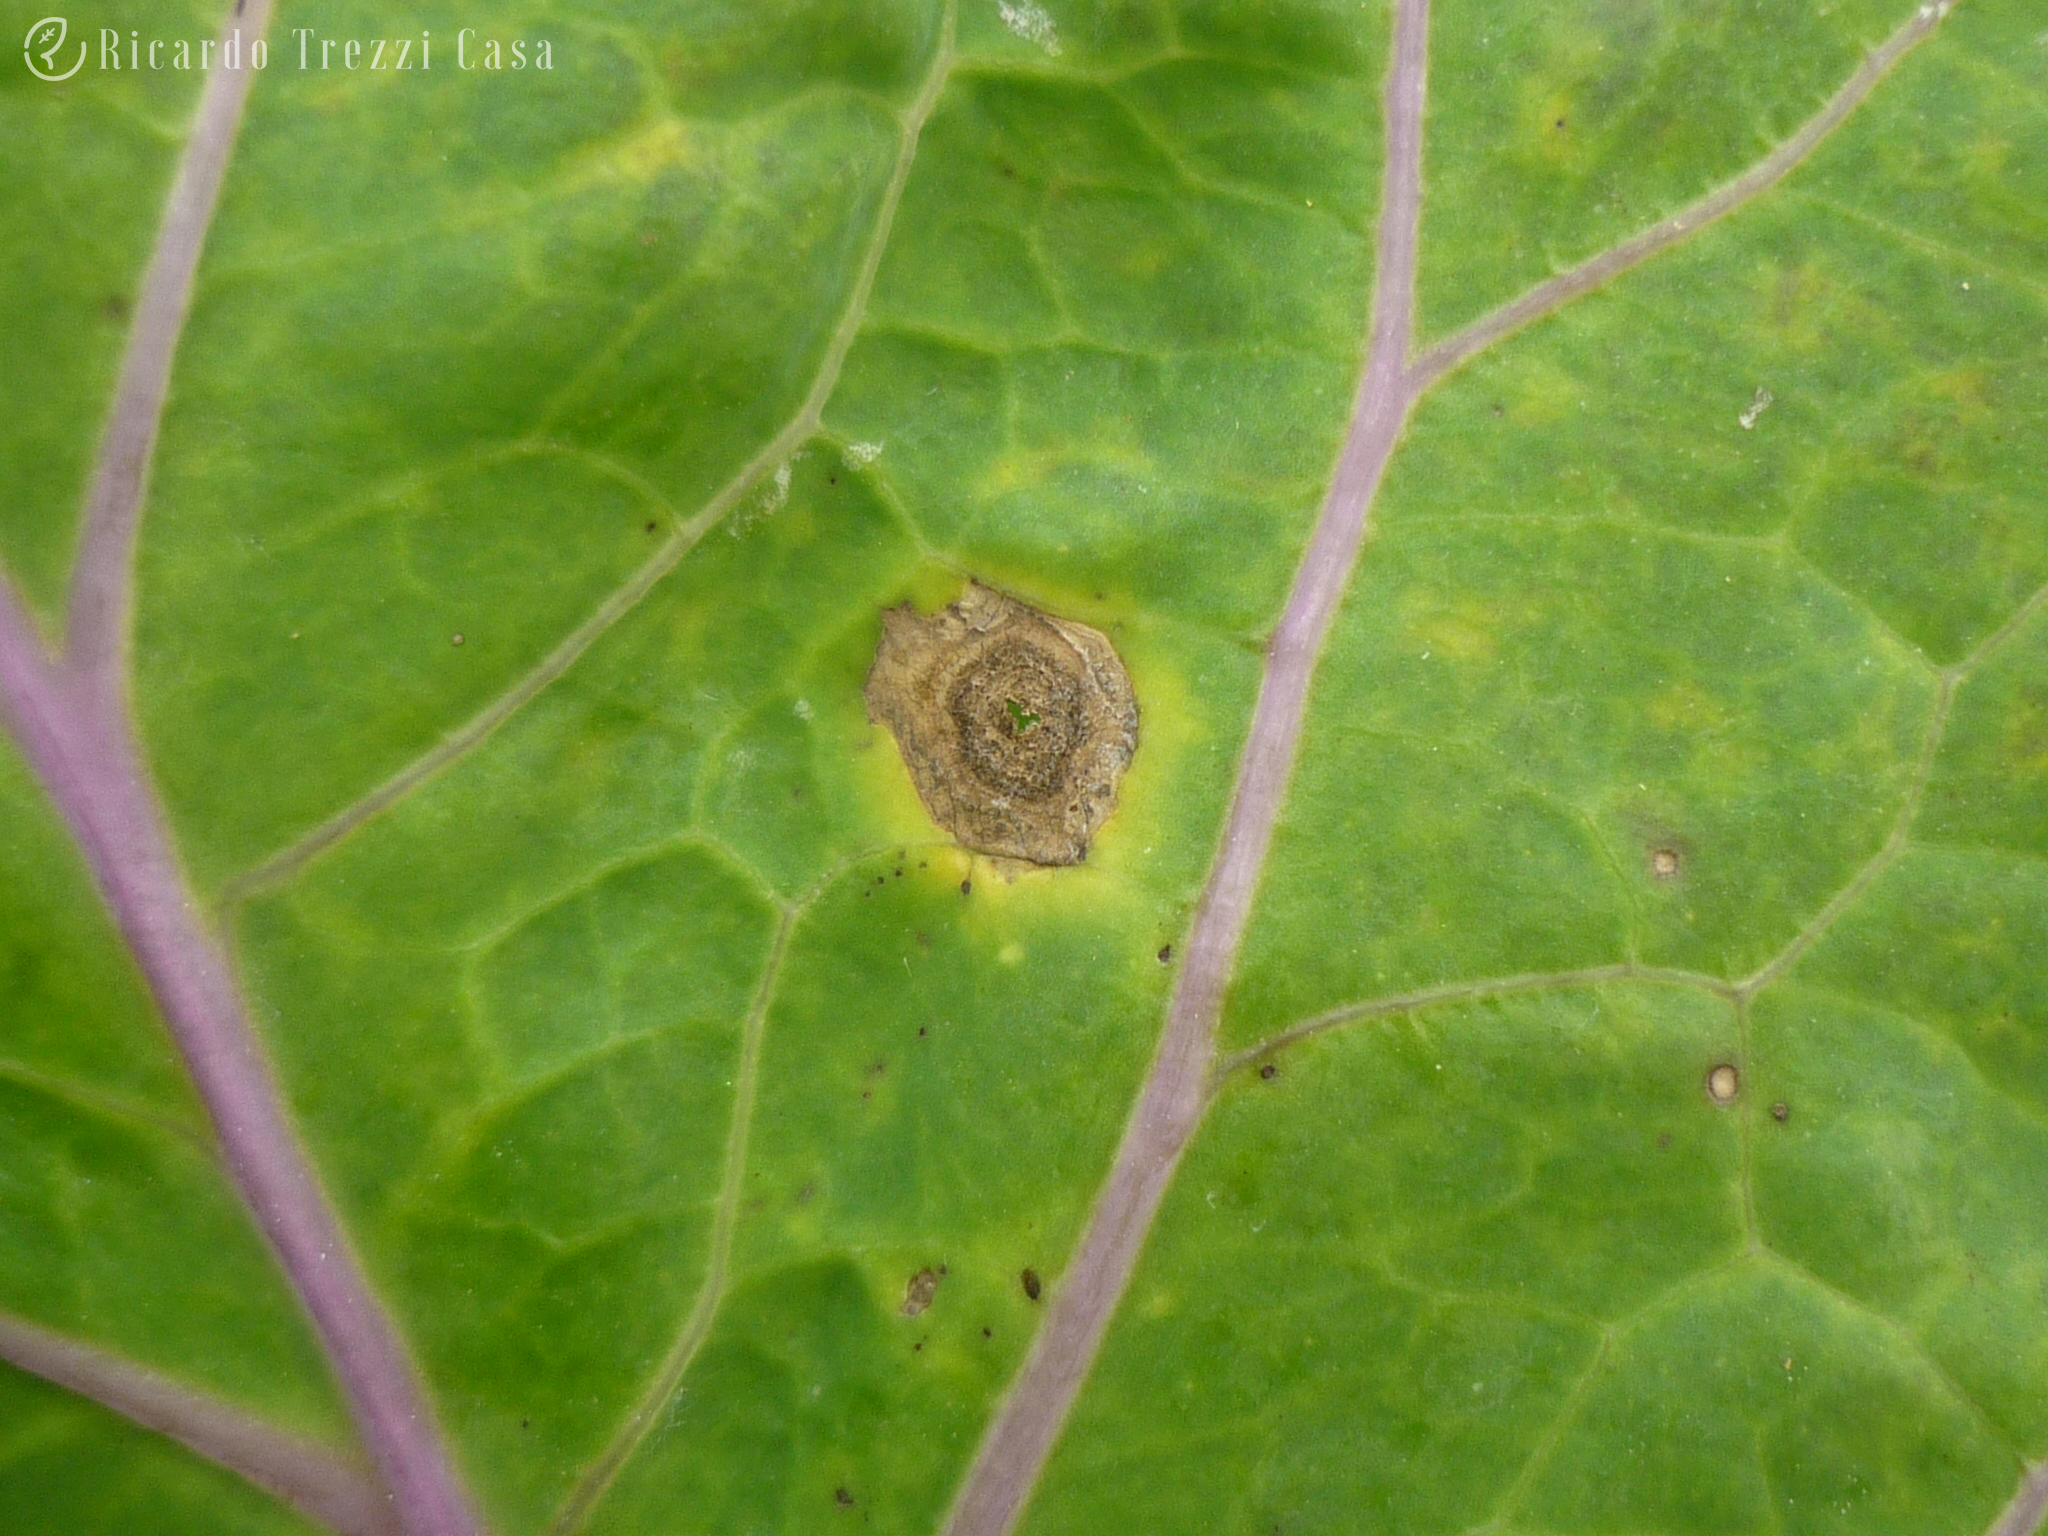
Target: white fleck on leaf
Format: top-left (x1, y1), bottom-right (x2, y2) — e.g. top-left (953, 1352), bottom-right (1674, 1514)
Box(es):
top-left (1739, 386), bottom-right (1774, 430)
top-left (844, 441), bottom-right (885, 466)
top-left (730, 460), bottom-right (793, 537)
top-left (998, 0), bottom-right (1063, 56)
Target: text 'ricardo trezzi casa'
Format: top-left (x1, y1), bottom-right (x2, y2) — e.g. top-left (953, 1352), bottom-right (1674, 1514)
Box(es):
top-left (24, 18), bottom-right (554, 81)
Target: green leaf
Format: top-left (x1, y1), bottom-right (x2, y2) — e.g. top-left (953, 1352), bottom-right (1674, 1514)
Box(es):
top-left (3, 0), bottom-right (2046, 1534)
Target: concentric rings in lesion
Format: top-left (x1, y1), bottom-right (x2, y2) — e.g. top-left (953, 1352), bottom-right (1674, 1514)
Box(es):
top-left (865, 582), bottom-right (1138, 865)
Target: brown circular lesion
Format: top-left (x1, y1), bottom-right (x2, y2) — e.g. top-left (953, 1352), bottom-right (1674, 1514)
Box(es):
top-left (865, 582), bottom-right (1139, 865)
top-left (945, 636), bottom-right (1084, 803)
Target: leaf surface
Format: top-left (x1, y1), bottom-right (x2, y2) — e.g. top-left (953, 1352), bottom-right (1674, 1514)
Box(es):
top-left (3, 1), bottom-right (2046, 1534)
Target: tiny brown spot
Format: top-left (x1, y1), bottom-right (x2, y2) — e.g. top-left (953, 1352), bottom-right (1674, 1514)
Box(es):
top-left (1656, 1131), bottom-right (1672, 1149)
top-left (1157, 944), bottom-right (1173, 963)
top-left (796, 1182), bottom-right (816, 1204)
top-left (1706, 1063), bottom-right (1740, 1105)
top-left (902, 1268), bottom-right (942, 1317)
top-left (1771, 1101), bottom-right (1790, 1123)
top-left (917, 1026), bottom-right (928, 1037)
top-left (1650, 846), bottom-right (1681, 879)
top-left (865, 582), bottom-right (1138, 865)
top-left (835, 1487), bottom-right (854, 1507)
top-left (644, 521), bottom-right (657, 533)
top-left (1021, 1267), bottom-right (1042, 1301)
top-left (913, 1340), bottom-right (923, 1352)
top-left (915, 931), bottom-right (931, 948)
top-left (1259, 1063), bottom-right (1277, 1081)
top-left (1554, 117), bottom-right (1567, 128)
top-left (982, 1326), bottom-right (993, 1338)
top-left (101, 294), bottom-right (131, 321)
top-left (961, 879), bottom-right (972, 896)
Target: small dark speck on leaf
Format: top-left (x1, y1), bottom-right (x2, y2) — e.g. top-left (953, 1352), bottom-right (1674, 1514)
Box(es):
top-left (1656, 1131), bottom-right (1671, 1149)
top-left (835, 1487), bottom-right (854, 1507)
top-left (829, 475), bottom-right (838, 485)
top-left (1489, 403), bottom-right (1504, 417)
top-left (982, 1326), bottom-right (993, 1338)
top-left (913, 1340), bottom-right (923, 1352)
top-left (1554, 117), bottom-right (1566, 128)
top-left (1706, 1063), bottom-right (1739, 1105)
top-left (860, 1090), bottom-right (871, 1101)
top-left (1022, 1267), bottom-right (1042, 1301)
top-left (520, 1418), bottom-right (530, 1429)
top-left (1157, 944), bottom-right (1173, 963)
top-left (915, 931), bottom-right (930, 948)
top-left (644, 521), bottom-right (657, 533)
top-left (101, 294), bottom-right (131, 321)
top-left (961, 879), bottom-right (972, 896)
top-left (1259, 1063), bottom-right (1277, 1081)
top-left (1771, 1101), bottom-right (1790, 1123)
top-left (917, 1026), bottom-right (928, 1037)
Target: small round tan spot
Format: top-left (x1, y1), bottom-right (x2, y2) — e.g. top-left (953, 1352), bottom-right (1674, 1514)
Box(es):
top-left (450, 633), bottom-right (465, 647)
top-left (1771, 1101), bottom-right (1790, 1123)
top-left (1706, 1063), bottom-right (1740, 1104)
top-left (1651, 846), bottom-right (1681, 879)
top-left (865, 582), bottom-right (1138, 866)
top-left (901, 1267), bottom-right (942, 1317)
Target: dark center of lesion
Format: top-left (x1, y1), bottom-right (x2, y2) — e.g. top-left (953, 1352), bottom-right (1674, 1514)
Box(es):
top-left (946, 638), bottom-right (1082, 802)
